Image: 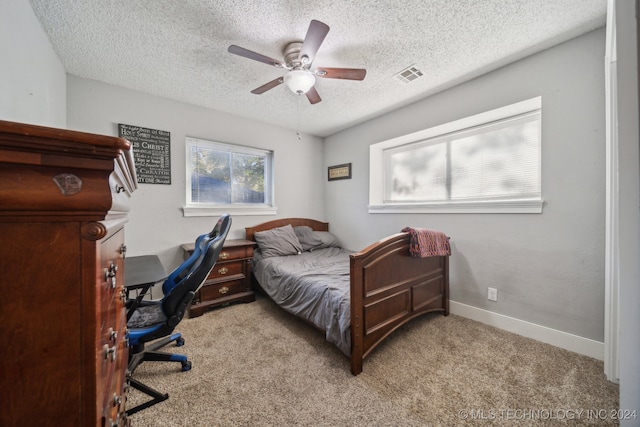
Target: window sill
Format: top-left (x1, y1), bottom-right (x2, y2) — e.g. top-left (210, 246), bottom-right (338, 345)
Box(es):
top-left (368, 199), bottom-right (543, 214)
top-left (183, 205), bottom-right (278, 217)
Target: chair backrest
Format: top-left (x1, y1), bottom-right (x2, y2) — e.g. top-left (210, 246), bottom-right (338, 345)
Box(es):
top-left (161, 232), bottom-right (208, 296)
top-left (161, 214), bottom-right (231, 326)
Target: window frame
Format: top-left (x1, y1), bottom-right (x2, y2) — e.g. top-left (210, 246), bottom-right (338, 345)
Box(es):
top-left (183, 137), bottom-right (276, 217)
top-left (369, 97), bottom-right (543, 214)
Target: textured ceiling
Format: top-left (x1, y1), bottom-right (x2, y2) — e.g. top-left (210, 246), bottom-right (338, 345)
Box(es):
top-left (29, 0), bottom-right (606, 137)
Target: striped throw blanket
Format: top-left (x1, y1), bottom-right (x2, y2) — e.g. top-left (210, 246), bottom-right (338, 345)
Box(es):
top-left (401, 227), bottom-right (451, 257)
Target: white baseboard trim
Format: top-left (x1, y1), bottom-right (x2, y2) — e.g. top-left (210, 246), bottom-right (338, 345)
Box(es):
top-left (449, 301), bottom-right (604, 361)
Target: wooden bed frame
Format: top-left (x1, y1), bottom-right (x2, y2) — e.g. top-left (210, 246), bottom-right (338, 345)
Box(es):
top-left (245, 218), bottom-right (449, 375)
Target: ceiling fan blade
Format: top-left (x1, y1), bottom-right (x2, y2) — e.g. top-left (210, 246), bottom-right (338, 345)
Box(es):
top-left (228, 45), bottom-right (285, 68)
top-left (305, 86), bottom-right (322, 104)
top-left (251, 77), bottom-right (284, 94)
top-left (316, 67), bottom-right (367, 81)
top-left (299, 20), bottom-right (330, 65)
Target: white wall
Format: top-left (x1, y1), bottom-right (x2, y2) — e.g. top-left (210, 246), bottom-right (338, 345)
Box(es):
top-left (614, 0), bottom-right (640, 419)
top-left (0, 0), bottom-right (66, 127)
top-left (67, 76), bottom-right (325, 270)
top-left (324, 29), bottom-right (607, 343)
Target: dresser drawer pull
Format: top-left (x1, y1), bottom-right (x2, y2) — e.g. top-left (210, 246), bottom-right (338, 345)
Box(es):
top-left (218, 267), bottom-right (228, 275)
top-left (219, 251), bottom-right (230, 260)
top-left (219, 286), bottom-right (230, 294)
top-left (103, 344), bottom-right (117, 361)
top-left (105, 262), bottom-right (118, 289)
top-left (108, 327), bottom-right (118, 343)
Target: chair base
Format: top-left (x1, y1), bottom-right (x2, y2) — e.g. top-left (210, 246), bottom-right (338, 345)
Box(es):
top-left (129, 332), bottom-right (190, 372)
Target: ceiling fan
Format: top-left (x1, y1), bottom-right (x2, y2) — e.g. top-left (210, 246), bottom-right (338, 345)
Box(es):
top-left (228, 20), bottom-right (366, 105)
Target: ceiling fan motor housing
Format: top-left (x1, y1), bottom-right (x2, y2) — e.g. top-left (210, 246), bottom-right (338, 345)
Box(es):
top-left (284, 41), bottom-right (305, 69)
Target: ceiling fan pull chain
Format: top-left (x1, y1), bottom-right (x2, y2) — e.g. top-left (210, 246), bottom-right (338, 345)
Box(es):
top-left (296, 95), bottom-right (302, 140)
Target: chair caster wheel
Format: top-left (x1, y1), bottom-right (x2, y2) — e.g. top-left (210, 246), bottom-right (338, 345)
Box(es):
top-left (181, 360), bottom-right (192, 371)
top-left (176, 337), bottom-right (185, 347)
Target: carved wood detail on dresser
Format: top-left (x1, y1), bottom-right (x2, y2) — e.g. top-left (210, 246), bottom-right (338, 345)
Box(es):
top-left (181, 239), bottom-right (256, 317)
top-left (0, 120), bottom-right (137, 426)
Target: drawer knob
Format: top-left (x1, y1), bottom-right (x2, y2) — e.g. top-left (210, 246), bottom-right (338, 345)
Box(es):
top-left (219, 251), bottom-right (230, 260)
top-left (219, 286), bottom-right (229, 294)
top-left (218, 267), bottom-right (228, 275)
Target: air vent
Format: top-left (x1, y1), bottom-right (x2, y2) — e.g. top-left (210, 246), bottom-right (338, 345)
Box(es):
top-left (394, 65), bottom-right (423, 84)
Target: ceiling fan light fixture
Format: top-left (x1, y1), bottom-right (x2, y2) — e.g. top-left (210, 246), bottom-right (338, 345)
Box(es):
top-left (284, 69), bottom-right (316, 94)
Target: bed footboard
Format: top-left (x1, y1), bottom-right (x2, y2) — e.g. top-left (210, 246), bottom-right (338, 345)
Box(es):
top-left (349, 232), bottom-right (449, 375)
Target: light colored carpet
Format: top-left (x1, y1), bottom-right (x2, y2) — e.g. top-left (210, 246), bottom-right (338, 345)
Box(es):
top-left (127, 295), bottom-right (618, 426)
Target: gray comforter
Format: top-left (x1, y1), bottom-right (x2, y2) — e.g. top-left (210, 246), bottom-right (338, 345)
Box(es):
top-left (252, 247), bottom-right (353, 356)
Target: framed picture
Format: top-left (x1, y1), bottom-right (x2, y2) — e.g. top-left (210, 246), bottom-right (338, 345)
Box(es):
top-left (328, 163), bottom-right (352, 181)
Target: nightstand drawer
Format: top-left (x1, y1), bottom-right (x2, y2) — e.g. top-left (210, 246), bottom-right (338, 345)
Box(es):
top-left (207, 260), bottom-right (244, 280)
top-left (218, 245), bottom-right (252, 261)
top-left (200, 279), bottom-right (247, 301)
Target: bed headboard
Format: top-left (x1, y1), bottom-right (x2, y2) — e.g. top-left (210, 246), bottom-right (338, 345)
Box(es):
top-left (245, 218), bottom-right (329, 241)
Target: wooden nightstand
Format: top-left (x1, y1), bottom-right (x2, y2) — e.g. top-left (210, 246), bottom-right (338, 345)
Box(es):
top-left (181, 239), bottom-right (256, 317)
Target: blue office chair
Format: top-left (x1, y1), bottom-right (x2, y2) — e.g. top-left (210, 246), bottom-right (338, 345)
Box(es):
top-left (126, 214), bottom-right (231, 415)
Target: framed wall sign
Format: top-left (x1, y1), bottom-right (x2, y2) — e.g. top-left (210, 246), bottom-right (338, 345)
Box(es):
top-left (118, 124), bottom-right (171, 184)
top-left (328, 163), bottom-right (352, 181)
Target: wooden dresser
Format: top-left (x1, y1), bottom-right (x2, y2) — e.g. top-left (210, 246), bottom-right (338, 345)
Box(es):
top-left (0, 120), bottom-right (137, 426)
top-left (181, 239), bottom-right (256, 317)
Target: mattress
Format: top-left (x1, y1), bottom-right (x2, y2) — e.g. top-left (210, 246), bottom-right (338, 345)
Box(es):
top-left (252, 247), bottom-right (352, 356)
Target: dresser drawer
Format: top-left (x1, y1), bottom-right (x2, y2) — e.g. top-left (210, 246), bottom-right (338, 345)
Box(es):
top-left (97, 227), bottom-right (128, 425)
top-left (200, 279), bottom-right (247, 301)
top-left (218, 245), bottom-right (253, 261)
top-left (207, 260), bottom-right (244, 281)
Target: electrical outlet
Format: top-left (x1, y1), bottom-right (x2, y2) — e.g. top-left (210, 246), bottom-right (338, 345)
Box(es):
top-left (488, 287), bottom-right (498, 301)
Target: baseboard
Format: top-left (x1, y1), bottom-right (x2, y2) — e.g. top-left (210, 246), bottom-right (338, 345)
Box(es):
top-left (449, 301), bottom-right (604, 360)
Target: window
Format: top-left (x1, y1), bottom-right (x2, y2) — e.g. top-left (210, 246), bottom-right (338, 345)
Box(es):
top-left (184, 137), bottom-right (275, 217)
top-left (369, 97), bottom-right (543, 213)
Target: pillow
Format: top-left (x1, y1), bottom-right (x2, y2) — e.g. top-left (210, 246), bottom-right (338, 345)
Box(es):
top-left (254, 224), bottom-right (303, 258)
top-left (311, 231), bottom-right (342, 250)
top-left (294, 226), bottom-right (323, 251)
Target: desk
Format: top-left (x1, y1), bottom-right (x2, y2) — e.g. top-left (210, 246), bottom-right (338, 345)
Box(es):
top-left (125, 255), bottom-right (167, 318)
